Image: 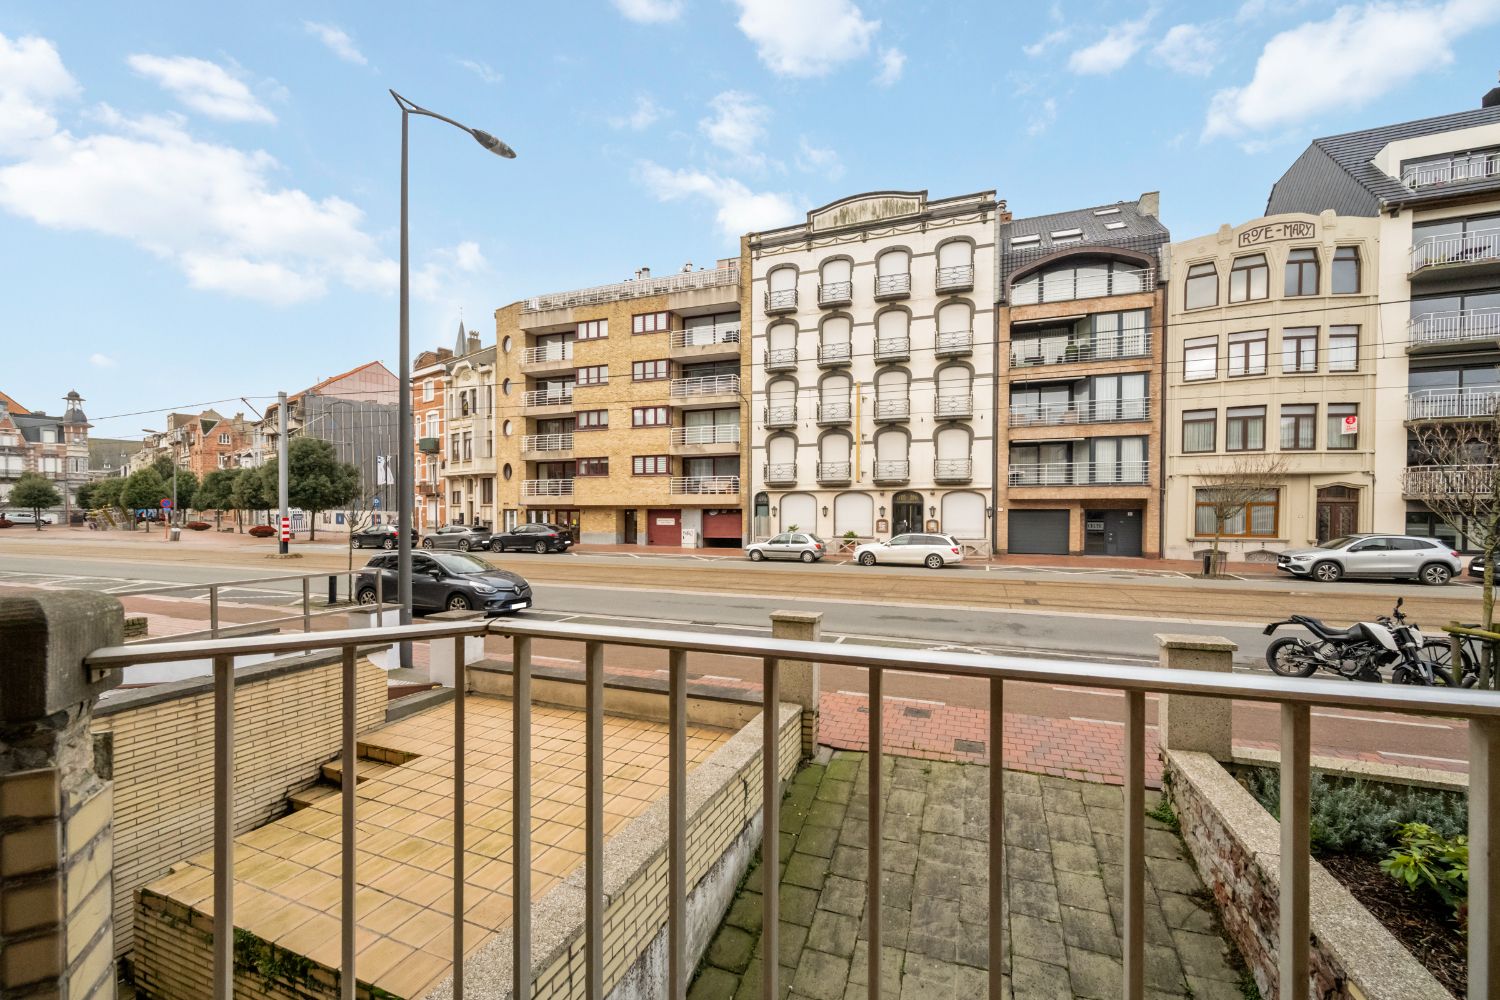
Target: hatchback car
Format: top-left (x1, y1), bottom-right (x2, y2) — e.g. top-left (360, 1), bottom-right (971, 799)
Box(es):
top-left (1470, 552), bottom-right (1487, 579)
top-left (1276, 534), bottom-right (1463, 585)
top-left (746, 531), bottom-right (826, 563)
top-left (853, 533), bottom-right (965, 569)
top-left (489, 522), bottom-right (573, 553)
top-left (356, 551), bottom-right (532, 614)
top-left (3, 511), bottom-right (54, 525)
top-left (421, 524), bottom-right (493, 551)
top-left (350, 524), bottom-right (419, 549)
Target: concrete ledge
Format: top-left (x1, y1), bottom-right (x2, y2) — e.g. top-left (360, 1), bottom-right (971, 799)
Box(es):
top-left (1154, 633), bottom-right (1238, 653)
top-left (386, 686), bottom-right (455, 722)
top-left (1231, 746), bottom-right (1468, 794)
top-left (1164, 749), bottom-right (1448, 1000)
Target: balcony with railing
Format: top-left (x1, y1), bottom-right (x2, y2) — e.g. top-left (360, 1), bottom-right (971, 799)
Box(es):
top-left (669, 425), bottom-right (740, 454)
top-left (1408, 307), bottom-right (1500, 351)
top-left (765, 288), bottom-right (798, 314)
top-left (763, 404), bottom-right (797, 428)
top-left (1009, 398), bottom-right (1151, 428)
top-left (816, 461), bottom-right (852, 484)
top-left (669, 475), bottom-right (739, 495)
top-left (521, 341), bottom-right (574, 372)
top-left (816, 400), bottom-right (852, 426)
top-left (522, 262), bottom-right (739, 312)
top-left (872, 397), bottom-right (910, 423)
top-left (1009, 333), bottom-right (1151, 369)
top-left (874, 337), bottom-right (911, 363)
top-left (873, 272), bottom-right (911, 301)
top-left (521, 432), bottom-right (574, 457)
top-left (933, 458), bottom-right (973, 483)
top-left (817, 342), bottom-right (852, 368)
top-left (522, 478), bottom-right (575, 497)
top-left (1008, 460), bottom-right (1150, 487)
top-left (935, 329), bottom-right (974, 358)
top-left (762, 462), bottom-right (796, 485)
top-left (669, 374), bottom-right (741, 406)
top-left (817, 280), bottom-right (852, 307)
top-left (1401, 151), bottom-right (1500, 190)
top-left (935, 264), bottom-right (975, 292)
top-left (522, 386), bottom-right (574, 413)
top-left (1406, 387), bottom-right (1500, 421)
top-left (1010, 266), bottom-right (1154, 306)
top-left (1402, 464), bottom-right (1500, 497)
top-left (764, 347), bottom-right (798, 372)
top-left (935, 393), bottom-right (974, 420)
top-left (670, 324), bottom-right (741, 359)
top-left (872, 459), bottom-right (910, 484)
top-left (1410, 228), bottom-right (1500, 277)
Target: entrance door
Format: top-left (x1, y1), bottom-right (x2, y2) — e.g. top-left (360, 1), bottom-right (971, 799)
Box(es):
top-left (647, 509), bottom-right (680, 546)
top-left (623, 509), bottom-right (638, 545)
top-left (1316, 486), bottom-right (1359, 543)
top-left (1104, 509), bottom-right (1143, 556)
top-left (891, 491), bottom-right (923, 537)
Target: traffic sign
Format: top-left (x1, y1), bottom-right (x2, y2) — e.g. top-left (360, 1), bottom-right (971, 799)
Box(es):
top-left (160, 498), bottom-right (173, 509)
top-left (371, 497), bottom-right (382, 509)
top-left (279, 515), bottom-right (291, 542)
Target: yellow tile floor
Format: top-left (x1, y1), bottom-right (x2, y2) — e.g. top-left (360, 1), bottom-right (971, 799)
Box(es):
top-left (144, 695), bottom-right (731, 999)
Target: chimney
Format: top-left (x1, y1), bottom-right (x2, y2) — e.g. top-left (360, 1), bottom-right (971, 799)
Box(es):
top-left (996, 199), bottom-right (1012, 223)
top-left (640, 266), bottom-right (651, 279)
top-left (467, 333), bottom-right (481, 354)
top-left (1137, 191), bottom-right (1160, 219)
top-left (1485, 71), bottom-right (1500, 109)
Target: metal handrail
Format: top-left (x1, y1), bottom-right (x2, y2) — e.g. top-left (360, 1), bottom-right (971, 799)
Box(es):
top-left (873, 398), bottom-right (910, 420)
top-left (1406, 387), bottom-right (1500, 420)
top-left (669, 425), bottom-right (740, 446)
top-left (1009, 333), bottom-right (1151, 367)
top-left (818, 280), bottom-right (852, 305)
top-left (1411, 227), bottom-right (1500, 273)
top-left (1408, 307), bottom-right (1500, 347)
top-left (935, 264), bottom-right (974, 290)
top-left (762, 462), bottom-right (796, 482)
top-left (668, 475), bottom-right (739, 494)
top-left (522, 388), bottom-right (574, 407)
top-left (523, 265), bottom-right (739, 312)
top-left (522, 478), bottom-right (575, 496)
top-left (763, 405), bottom-right (797, 426)
top-left (816, 401), bottom-right (852, 423)
top-left (816, 462), bottom-right (852, 481)
top-left (818, 342), bottom-right (852, 366)
top-left (521, 343), bottom-right (573, 365)
top-left (1401, 153), bottom-right (1500, 190)
top-left (934, 459), bottom-right (972, 480)
top-left (670, 374), bottom-right (741, 397)
top-left (671, 326), bottom-right (740, 350)
top-left (935, 330), bottom-right (973, 356)
top-left (521, 433), bottom-right (574, 452)
top-left (1402, 465), bottom-right (1500, 495)
top-left (874, 337), bottom-right (911, 361)
top-left (874, 273), bottom-right (911, 297)
top-left (1009, 460), bottom-right (1149, 486)
top-left (872, 460), bottom-right (909, 481)
top-left (1008, 398), bottom-right (1152, 427)
top-left (765, 288), bottom-right (798, 312)
top-left (935, 393), bottom-right (974, 418)
top-left (1010, 266), bottom-right (1154, 305)
top-left (764, 347), bottom-right (798, 369)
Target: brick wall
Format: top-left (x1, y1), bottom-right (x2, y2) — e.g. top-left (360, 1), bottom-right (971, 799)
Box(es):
top-left (94, 652), bottom-right (388, 957)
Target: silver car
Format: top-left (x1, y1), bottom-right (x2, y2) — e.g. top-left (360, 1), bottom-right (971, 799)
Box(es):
top-left (853, 533), bottom-right (965, 569)
top-left (1276, 534), bottom-right (1463, 585)
top-left (421, 524), bottom-right (493, 551)
top-left (746, 531), bottom-right (827, 563)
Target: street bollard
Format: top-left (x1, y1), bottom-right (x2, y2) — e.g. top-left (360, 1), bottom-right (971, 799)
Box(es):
top-left (328, 575), bottom-right (338, 606)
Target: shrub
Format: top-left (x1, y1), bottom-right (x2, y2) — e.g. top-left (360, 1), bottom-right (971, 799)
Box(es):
top-left (1242, 768), bottom-right (1466, 856)
top-left (185, 521), bottom-right (212, 531)
top-left (248, 525), bottom-right (276, 538)
top-left (0, 518), bottom-right (12, 529)
top-left (843, 530), bottom-right (858, 540)
top-left (1382, 822), bottom-right (1468, 920)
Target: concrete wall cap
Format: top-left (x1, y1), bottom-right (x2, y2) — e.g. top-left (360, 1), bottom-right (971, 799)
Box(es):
top-left (1155, 633), bottom-right (1238, 653)
top-left (0, 590), bottom-right (123, 721)
top-left (770, 610), bottom-right (824, 625)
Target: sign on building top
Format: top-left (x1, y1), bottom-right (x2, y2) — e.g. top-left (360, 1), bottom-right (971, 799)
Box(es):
top-left (1237, 220), bottom-right (1316, 248)
top-left (809, 192), bottom-right (925, 233)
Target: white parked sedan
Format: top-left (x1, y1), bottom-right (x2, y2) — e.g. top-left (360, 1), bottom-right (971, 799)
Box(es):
top-left (853, 533), bottom-right (965, 569)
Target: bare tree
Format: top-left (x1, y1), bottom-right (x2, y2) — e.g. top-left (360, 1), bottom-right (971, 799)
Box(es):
top-left (1195, 454), bottom-right (1289, 576)
top-left (1406, 405), bottom-right (1500, 684)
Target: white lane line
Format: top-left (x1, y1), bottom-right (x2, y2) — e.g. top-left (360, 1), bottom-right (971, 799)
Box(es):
top-left (837, 690), bottom-right (868, 698)
top-left (1380, 751), bottom-right (1467, 765)
top-left (834, 635), bottom-right (847, 643)
top-left (551, 614), bottom-right (579, 623)
top-left (1070, 717), bottom-right (1161, 729)
top-left (699, 675), bottom-right (740, 683)
top-left (889, 696), bottom-right (945, 706)
top-left (1311, 711), bottom-right (1451, 730)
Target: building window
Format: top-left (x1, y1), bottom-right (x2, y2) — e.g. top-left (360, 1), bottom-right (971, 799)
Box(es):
top-left (423, 380), bottom-right (434, 402)
top-left (1184, 262), bottom-right (1218, 309)
top-left (1184, 336), bottom-right (1218, 381)
top-left (462, 433), bottom-right (473, 461)
top-left (576, 409), bottom-right (609, 430)
top-left (1284, 248), bottom-right (1319, 297)
top-left (481, 479), bottom-right (494, 504)
top-left (1328, 326), bottom-right (1359, 372)
top-left (1282, 327), bottom-right (1317, 373)
top-left (632, 311), bottom-right (671, 334)
top-left (1226, 406), bottom-right (1266, 451)
top-left (577, 319), bottom-right (607, 340)
top-left (633, 406), bottom-right (669, 427)
top-left (1228, 253), bottom-right (1269, 303)
top-left (1332, 247), bottom-right (1361, 294)
top-left (577, 458), bottom-right (609, 476)
top-left (1195, 489), bottom-right (1278, 538)
top-left (485, 431), bottom-right (494, 458)
top-left (451, 490), bottom-right (462, 505)
top-left (632, 359), bottom-right (669, 381)
top-left (1182, 409), bottom-right (1217, 453)
top-left (450, 434), bottom-right (460, 461)
top-left (218, 433), bottom-right (231, 445)
top-left (1280, 404), bottom-right (1316, 450)
top-left (1227, 330), bottom-right (1267, 377)
top-left (1327, 403), bottom-right (1358, 449)
top-left (632, 455), bottom-right (670, 475)
top-left (577, 365), bottom-right (608, 386)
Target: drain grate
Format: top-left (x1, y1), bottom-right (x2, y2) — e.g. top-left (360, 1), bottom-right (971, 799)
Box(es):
top-left (953, 738), bottom-right (986, 754)
top-left (856, 705), bottom-right (869, 714)
top-left (902, 707), bottom-right (932, 719)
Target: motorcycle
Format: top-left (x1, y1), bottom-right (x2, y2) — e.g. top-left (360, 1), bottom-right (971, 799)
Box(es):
top-left (1262, 599), bottom-right (1455, 686)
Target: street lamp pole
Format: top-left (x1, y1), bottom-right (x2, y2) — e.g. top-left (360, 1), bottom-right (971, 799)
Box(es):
top-left (391, 90), bottom-right (514, 658)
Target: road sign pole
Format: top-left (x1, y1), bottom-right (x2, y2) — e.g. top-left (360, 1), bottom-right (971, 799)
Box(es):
top-left (278, 390), bottom-right (290, 555)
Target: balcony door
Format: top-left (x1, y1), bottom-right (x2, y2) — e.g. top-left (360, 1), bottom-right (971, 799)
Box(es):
top-left (1316, 486), bottom-right (1359, 543)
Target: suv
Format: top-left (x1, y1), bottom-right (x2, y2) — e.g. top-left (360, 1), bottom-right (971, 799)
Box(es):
top-left (421, 524), bottom-right (493, 551)
top-left (489, 523), bottom-right (573, 554)
top-left (356, 551), bottom-right (532, 615)
top-left (1276, 534), bottom-right (1463, 585)
top-left (2, 511), bottom-right (55, 525)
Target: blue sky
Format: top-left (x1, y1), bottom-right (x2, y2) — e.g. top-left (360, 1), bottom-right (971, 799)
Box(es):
top-left (3, 0), bottom-right (1499, 440)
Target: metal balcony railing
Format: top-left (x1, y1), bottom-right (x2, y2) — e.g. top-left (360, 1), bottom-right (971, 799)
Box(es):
top-left (1008, 460), bottom-right (1149, 486)
top-left (816, 461), bottom-right (852, 482)
top-left (669, 425), bottom-right (740, 447)
top-left (1406, 388), bottom-right (1500, 420)
top-left (1411, 228), bottom-right (1500, 274)
top-left (668, 475), bottom-right (739, 495)
top-left (935, 330), bottom-right (973, 357)
top-left (935, 264), bottom-right (974, 292)
top-left (873, 398), bottom-right (910, 422)
top-left (77, 607), bottom-right (1500, 1000)
top-left (765, 288), bottom-right (798, 313)
top-left (764, 347), bottom-right (798, 371)
top-left (521, 478), bottom-right (575, 497)
top-left (523, 264), bottom-right (738, 312)
top-left (874, 337), bottom-right (911, 362)
top-left (1008, 398), bottom-right (1151, 427)
top-left (1010, 266), bottom-right (1154, 305)
top-left (522, 342), bottom-right (573, 366)
top-left (818, 281), bottom-right (852, 306)
top-left (1401, 152), bottom-right (1500, 190)
top-left (874, 273), bottom-right (911, 299)
top-left (933, 459), bottom-right (972, 482)
top-left (1009, 333), bottom-right (1151, 367)
top-left (872, 460), bottom-right (910, 483)
top-left (818, 342), bottom-right (852, 367)
top-left (670, 374), bottom-right (741, 398)
top-left (1402, 464), bottom-right (1500, 496)
top-left (671, 325), bottom-right (740, 350)
top-left (522, 387), bottom-right (574, 408)
top-left (521, 433), bottom-right (574, 453)
top-left (935, 394), bottom-right (974, 419)
top-left (762, 462), bottom-right (796, 484)
top-left (763, 405), bottom-right (797, 428)
top-left (1408, 307), bottom-right (1500, 348)
top-left (816, 401), bottom-right (852, 425)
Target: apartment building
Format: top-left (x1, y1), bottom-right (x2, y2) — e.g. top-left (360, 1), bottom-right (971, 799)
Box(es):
top-left (413, 343), bottom-right (454, 531)
top-left (996, 195), bottom-right (1168, 557)
top-left (492, 261), bottom-right (744, 545)
top-left (1266, 85), bottom-right (1500, 551)
top-left (746, 190), bottom-right (997, 545)
top-left (442, 325), bottom-right (497, 527)
top-left (0, 390), bottom-right (90, 513)
top-left (1162, 212), bottom-right (1381, 562)
top-left (150, 409), bottom-right (255, 478)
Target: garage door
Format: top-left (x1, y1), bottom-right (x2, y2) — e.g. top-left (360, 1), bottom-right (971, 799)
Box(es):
top-left (702, 509), bottom-right (742, 539)
top-left (647, 509), bottom-right (681, 546)
top-left (1009, 510), bottom-right (1069, 555)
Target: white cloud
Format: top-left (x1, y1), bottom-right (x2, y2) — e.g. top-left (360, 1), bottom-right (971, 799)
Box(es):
top-left (456, 58), bottom-right (502, 85)
top-left (796, 136), bottom-right (844, 179)
top-left (1152, 23), bottom-right (1218, 76)
top-left (1067, 11), bottom-right (1155, 75)
top-left (873, 47), bottom-right (906, 87)
top-left (612, 0), bottom-right (685, 22)
top-left (610, 95), bottom-right (666, 131)
top-left (452, 241), bottom-right (486, 272)
top-left (1023, 28), bottom-right (1071, 57)
top-left (636, 161), bottom-right (796, 240)
top-left (1027, 98), bottom-right (1059, 136)
top-left (732, 0), bottom-right (880, 77)
top-left (699, 91), bottom-right (769, 158)
top-left (127, 55), bottom-right (275, 124)
top-left (302, 22), bottom-right (366, 66)
top-left (0, 34), bottom-right (79, 154)
top-left (1205, 0), bottom-right (1500, 139)
top-left (89, 352), bottom-right (114, 368)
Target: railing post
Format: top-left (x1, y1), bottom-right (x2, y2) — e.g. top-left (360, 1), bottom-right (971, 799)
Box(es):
top-left (1122, 691), bottom-right (1145, 1000)
top-left (668, 648), bottom-right (687, 1000)
top-left (209, 584), bottom-right (219, 640)
top-left (212, 653), bottom-right (235, 1000)
top-left (453, 636), bottom-right (466, 997)
top-left (1471, 717), bottom-right (1500, 999)
top-left (302, 577), bottom-right (312, 632)
top-left (340, 645), bottom-right (357, 1000)
top-left (762, 656), bottom-right (780, 1000)
top-left (585, 640), bottom-right (604, 999)
top-left (867, 666), bottom-right (882, 1000)
top-left (1279, 704), bottom-right (1310, 1000)
top-left (512, 636), bottom-right (532, 997)
top-left (988, 678), bottom-right (1005, 1000)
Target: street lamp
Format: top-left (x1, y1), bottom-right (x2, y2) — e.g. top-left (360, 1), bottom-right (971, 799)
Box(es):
top-left (391, 90), bottom-right (515, 654)
top-left (141, 428), bottom-right (177, 534)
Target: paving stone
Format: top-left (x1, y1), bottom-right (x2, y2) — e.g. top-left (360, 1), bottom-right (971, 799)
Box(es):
top-left (880, 839), bottom-right (918, 875)
top-left (887, 788), bottom-right (926, 815)
top-left (792, 946), bottom-right (851, 1000)
top-left (1145, 856), bottom-right (1204, 896)
top-left (1066, 944), bottom-right (1124, 999)
top-left (1061, 903), bottom-right (1120, 958)
top-left (752, 921), bottom-right (810, 970)
top-left (1009, 956), bottom-right (1072, 1000)
top-left (830, 844), bottom-right (867, 881)
top-left (1093, 831), bottom-right (1123, 865)
top-left (953, 964), bottom-right (990, 1000)
top-left (781, 830), bottom-right (799, 864)
top-left (1144, 942), bottom-right (1187, 993)
top-left (785, 853), bottom-right (831, 892)
top-left (1158, 890), bottom-right (1218, 934)
top-left (820, 875), bottom-right (867, 918)
top-left (901, 953), bottom-right (958, 992)
top-left (709, 925), bottom-right (758, 973)
top-left (1054, 870), bottom-right (1111, 913)
top-left (906, 894), bottom-right (960, 961)
top-left (797, 824), bottom-right (840, 860)
top-left (688, 966), bottom-right (740, 1000)
top-left (816, 778), bottom-right (854, 805)
top-left (727, 890), bottom-right (763, 935)
top-left (954, 922), bottom-right (991, 970)
top-left (1045, 810), bottom-right (1095, 845)
top-left (916, 831), bottom-right (967, 864)
top-left (1080, 783), bottom-right (1123, 809)
top-left (1187, 974), bottom-right (1257, 1000)
top-left (882, 813), bottom-right (922, 843)
top-left (735, 959), bottom-right (793, 1000)
top-left (1004, 771), bottom-right (1042, 795)
top-left (1009, 912), bottom-right (1067, 967)
top-left (882, 870), bottom-right (914, 911)
top-left (781, 885), bottom-right (820, 927)
top-left (1171, 929), bottom-right (1241, 983)
top-left (920, 803), bottom-right (962, 835)
top-left (806, 799), bottom-right (848, 830)
top-left (1145, 827), bottom-right (1186, 860)
top-left (1051, 840), bottom-right (1101, 875)
top-left (807, 908), bottom-right (860, 958)
top-left (856, 903), bottom-right (910, 951)
top-left (1108, 896), bottom-right (1175, 948)
top-left (912, 860), bottom-right (962, 900)
top-left (1006, 846), bottom-right (1056, 884)
top-left (1041, 782), bottom-right (1087, 816)
top-left (958, 882), bottom-right (988, 925)
top-left (794, 764), bottom-right (826, 788)
top-left (837, 817), bottom-right (869, 848)
top-left (846, 941), bottom-right (903, 991)
top-left (824, 757), bottom-right (859, 783)
top-left (1007, 877), bottom-right (1062, 921)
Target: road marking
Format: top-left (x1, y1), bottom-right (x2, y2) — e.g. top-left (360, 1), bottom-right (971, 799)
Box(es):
top-left (699, 675), bottom-right (739, 683)
top-left (889, 696), bottom-right (945, 706)
top-left (1311, 710), bottom-right (1451, 730)
top-left (1072, 716), bottom-right (1123, 726)
top-left (1379, 751), bottom-right (1467, 765)
top-left (837, 690), bottom-right (868, 698)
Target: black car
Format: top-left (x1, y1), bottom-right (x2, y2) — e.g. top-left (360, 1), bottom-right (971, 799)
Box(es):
top-left (350, 524), bottom-right (420, 550)
top-left (489, 522), bottom-right (573, 554)
top-left (355, 551), bottom-right (532, 615)
top-left (1471, 553), bottom-right (1487, 579)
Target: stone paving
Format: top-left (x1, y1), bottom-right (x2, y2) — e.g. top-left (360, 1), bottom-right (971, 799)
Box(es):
top-left (690, 751), bottom-right (1254, 1000)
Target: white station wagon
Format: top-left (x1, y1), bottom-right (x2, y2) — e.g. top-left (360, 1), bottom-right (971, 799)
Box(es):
top-left (853, 533), bottom-right (965, 569)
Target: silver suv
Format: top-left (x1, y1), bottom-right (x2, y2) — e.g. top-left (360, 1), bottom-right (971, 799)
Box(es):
top-left (1276, 534), bottom-right (1463, 585)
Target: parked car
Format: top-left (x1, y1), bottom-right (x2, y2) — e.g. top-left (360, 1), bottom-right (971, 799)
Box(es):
top-left (853, 533), bottom-right (965, 569)
top-left (746, 532), bottom-right (826, 563)
top-left (350, 524), bottom-right (419, 549)
top-left (355, 551), bottom-right (532, 615)
top-left (421, 524), bottom-right (493, 551)
top-left (1471, 553), bottom-right (1488, 579)
top-left (1276, 534), bottom-right (1463, 585)
top-left (3, 511), bottom-right (55, 525)
top-left (489, 522), bottom-right (573, 554)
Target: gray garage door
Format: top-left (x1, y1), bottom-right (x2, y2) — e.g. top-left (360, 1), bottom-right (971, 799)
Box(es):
top-left (1009, 510), bottom-right (1069, 555)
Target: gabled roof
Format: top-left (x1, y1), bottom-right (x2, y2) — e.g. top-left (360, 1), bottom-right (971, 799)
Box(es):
top-left (998, 194), bottom-right (1169, 291)
top-left (0, 391), bottom-right (29, 413)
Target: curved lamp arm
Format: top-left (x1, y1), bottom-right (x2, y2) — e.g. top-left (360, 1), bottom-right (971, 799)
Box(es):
top-left (390, 89), bottom-right (516, 158)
